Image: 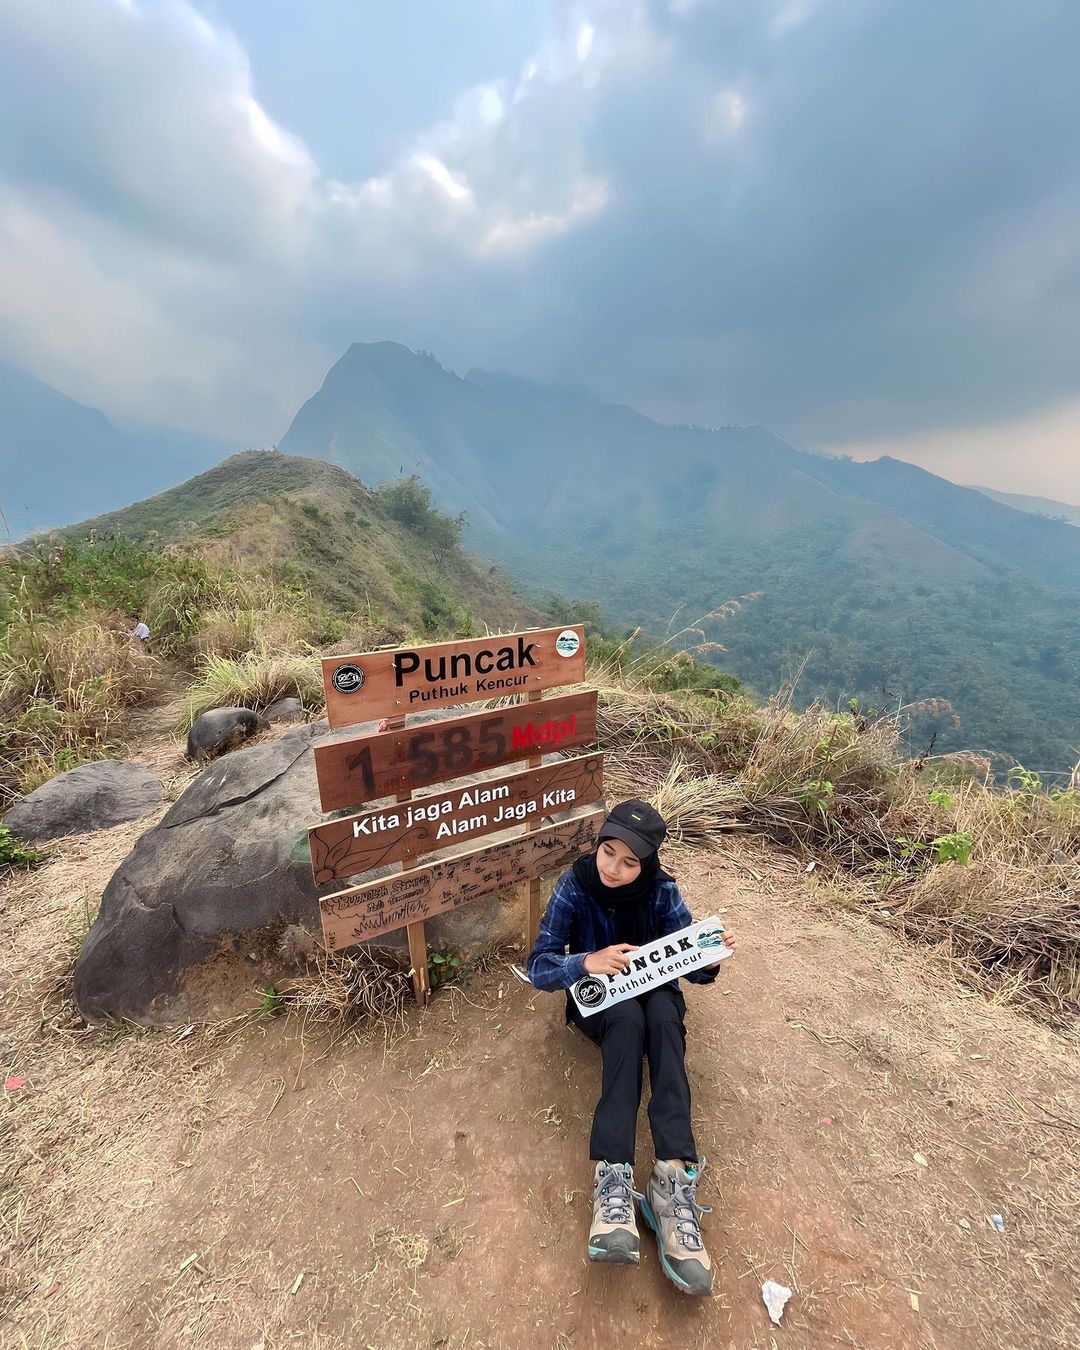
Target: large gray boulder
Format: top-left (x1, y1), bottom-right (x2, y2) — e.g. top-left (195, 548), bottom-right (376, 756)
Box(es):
top-left (185, 706), bottom-right (263, 760)
top-left (73, 721), bottom-right (589, 1024)
top-left (3, 760), bottom-right (163, 842)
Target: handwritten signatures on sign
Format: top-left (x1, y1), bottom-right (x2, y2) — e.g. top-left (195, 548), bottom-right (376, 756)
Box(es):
top-left (320, 810), bottom-right (603, 950)
top-left (308, 754), bottom-right (604, 884)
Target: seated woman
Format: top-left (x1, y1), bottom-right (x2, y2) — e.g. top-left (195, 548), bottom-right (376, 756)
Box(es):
top-left (526, 799), bottom-right (736, 1297)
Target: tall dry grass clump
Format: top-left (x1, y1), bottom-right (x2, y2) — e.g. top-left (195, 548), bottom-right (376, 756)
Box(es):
top-left (590, 654), bottom-right (1079, 1022)
top-left (877, 768), bottom-right (1080, 1019)
top-left (180, 647), bottom-right (324, 729)
top-left (0, 603), bottom-right (158, 801)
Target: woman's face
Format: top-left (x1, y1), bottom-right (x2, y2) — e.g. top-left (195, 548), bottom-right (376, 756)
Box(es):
top-left (597, 837), bottom-right (643, 888)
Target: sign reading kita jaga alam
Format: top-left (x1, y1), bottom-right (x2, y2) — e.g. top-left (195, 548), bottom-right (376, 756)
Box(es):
top-left (321, 625), bottom-right (586, 727)
top-left (306, 623), bottom-right (601, 987)
top-left (309, 753), bottom-right (604, 884)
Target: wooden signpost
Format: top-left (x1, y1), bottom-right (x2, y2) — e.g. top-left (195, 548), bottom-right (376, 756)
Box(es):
top-left (321, 625), bottom-right (586, 727)
top-left (305, 625), bottom-right (601, 1005)
top-left (312, 690), bottom-right (598, 813)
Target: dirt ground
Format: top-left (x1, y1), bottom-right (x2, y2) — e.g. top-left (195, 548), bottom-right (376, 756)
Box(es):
top-left (2, 797), bottom-right (1078, 1350)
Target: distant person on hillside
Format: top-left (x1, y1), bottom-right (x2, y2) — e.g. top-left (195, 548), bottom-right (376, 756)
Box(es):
top-left (526, 799), bottom-right (736, 1297)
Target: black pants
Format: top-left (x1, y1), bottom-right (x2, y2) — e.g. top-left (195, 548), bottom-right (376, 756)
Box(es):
top-left (567, 984), bottom-right (697, 1166)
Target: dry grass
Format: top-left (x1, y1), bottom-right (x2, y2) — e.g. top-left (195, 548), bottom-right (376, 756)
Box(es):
top-left (188, 605), bottom-right (313, 660)
top-left (179, 647), bottom-right (324, 729)
top-left (590, 670), bottom-right (1080, 1022)
top-left (0, 607), bottom-right (161, 801)
top-left (283, 947), bottom-right (412, 1033)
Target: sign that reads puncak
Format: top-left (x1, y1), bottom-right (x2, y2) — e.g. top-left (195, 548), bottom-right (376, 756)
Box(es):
top-left (569, 917), bottom-right (733, 1018)
top-left (309, 753), bottom-right (604, 883)
top-left (321, 810), bottom-right (603, 949)
top-left (313, 689), bottom-right (598, 813)
top-left (321, 625), bottom-right (586, 727)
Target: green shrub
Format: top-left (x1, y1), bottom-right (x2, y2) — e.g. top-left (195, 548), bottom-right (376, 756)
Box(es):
top-left (0, 825), bottom-right (42, 871)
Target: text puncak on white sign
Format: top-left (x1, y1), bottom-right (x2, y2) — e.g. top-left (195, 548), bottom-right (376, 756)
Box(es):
top-left (568, 917), bottom-right (732, 1018)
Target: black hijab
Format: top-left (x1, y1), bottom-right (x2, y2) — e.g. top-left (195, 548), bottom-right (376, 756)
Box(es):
top-left (572, 836), bottom-right (675, 947)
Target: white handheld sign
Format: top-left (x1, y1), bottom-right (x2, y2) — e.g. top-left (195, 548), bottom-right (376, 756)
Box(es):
top-left (569, 916), bottom-right (731, 1018)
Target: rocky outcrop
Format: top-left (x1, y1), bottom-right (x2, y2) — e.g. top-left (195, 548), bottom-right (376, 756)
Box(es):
top-left (73, 721), bottom-right (587, 1024)
top-left (2, 761), bottom-right (163, 842)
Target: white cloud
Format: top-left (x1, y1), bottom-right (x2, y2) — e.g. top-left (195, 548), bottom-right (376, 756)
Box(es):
top-left (706, 89), bottom-right (747, 140)
top-left (0, 0), bottom-right (616, 434)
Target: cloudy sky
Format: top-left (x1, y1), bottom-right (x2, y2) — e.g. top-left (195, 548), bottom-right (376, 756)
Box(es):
top-left (1, 0), bottom-right (1079, 498)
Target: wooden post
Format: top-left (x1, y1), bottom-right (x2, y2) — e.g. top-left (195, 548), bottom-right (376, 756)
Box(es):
top-left (524, 689), bottom-right (544, 951)
top-left (380, 715), bottom-right (430, 1008)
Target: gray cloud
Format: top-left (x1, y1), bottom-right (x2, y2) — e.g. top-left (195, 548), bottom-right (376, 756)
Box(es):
top-left (0, 0), bottom-right (1078, 487)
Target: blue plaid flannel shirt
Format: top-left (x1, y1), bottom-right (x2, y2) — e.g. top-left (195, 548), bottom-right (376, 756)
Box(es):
top-left (526, 867), bottom-right (721, 991)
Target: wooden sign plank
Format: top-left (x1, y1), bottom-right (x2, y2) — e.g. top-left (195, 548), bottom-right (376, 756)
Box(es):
top-left (309, 753), bottom-right (605, 884)
top-left (321, 625), bottom-right (586, 727)
top-left (313, 689), bottom-right (598, 813)
top-left (320, 809), bottom-right (603, 950)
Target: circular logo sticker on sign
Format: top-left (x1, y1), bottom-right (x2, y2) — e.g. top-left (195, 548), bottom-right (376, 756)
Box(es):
top-left (575, 976), bottom-right (607, 1008)
top-left (331, 663), bottom-right (365, 695)
top-left (695, 924), bottom-right (724, 951)
top-left (554, 629), bottom-right (581, 658)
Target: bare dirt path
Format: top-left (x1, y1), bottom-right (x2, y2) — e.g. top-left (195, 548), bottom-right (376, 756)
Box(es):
top-left (2, 833), bottom-right (1077, 1349)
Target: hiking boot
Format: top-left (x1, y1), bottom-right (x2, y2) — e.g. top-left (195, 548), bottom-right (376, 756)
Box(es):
top-left (639, 1158), bottom-right (714, 1295)
top-left (589, 1161), bottom-right (640, 1264)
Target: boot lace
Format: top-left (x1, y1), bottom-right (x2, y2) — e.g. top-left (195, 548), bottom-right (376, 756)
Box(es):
top-left (670, 1163), bottom-right (712, 1253)
top-left (597, 1164), bottom-right (634, 1225)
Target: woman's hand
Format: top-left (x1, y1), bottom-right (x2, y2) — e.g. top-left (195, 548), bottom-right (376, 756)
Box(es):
top-left (584, 943), bottom-right (638, 976)
top-left (704, 930), bottom-right (737, 969)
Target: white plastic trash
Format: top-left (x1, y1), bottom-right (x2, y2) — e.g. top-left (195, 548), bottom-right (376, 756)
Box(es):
top-left (762, 1280), bottom-right (793, 1325)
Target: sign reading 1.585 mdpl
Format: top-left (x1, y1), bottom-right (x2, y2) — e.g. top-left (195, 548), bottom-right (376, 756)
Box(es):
top-left (309, 752), bottom-right (604, 883)
top-left (313, 689), bottom-right (598, 813)
top-left (322, 625), bottom-right (585, 727)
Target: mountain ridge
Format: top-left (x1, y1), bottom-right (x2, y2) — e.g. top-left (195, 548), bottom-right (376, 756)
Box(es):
top-left (279, 342), bottom-right (1080, 771)
top-left (50, 447), bottom-right (539, 637)
top-left (0, 362), bottom-right (234, 538)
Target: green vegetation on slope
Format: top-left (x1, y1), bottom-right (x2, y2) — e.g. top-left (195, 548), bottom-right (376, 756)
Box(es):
top-left (1, 451), bottom-right (540, 800)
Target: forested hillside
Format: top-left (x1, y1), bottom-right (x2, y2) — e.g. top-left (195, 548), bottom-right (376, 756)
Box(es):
top-left (280, 344), bottom-right (1080, 774)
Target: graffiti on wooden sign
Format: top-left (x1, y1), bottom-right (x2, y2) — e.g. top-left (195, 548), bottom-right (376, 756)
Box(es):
top-left (309, 753), bottom-right (604, 883)
top-left (313, 689), bottom-right (598, 813)
top-left (320, 809), bottom-right (603, 949)
top-left (322, 625), bottom-right (586, 727)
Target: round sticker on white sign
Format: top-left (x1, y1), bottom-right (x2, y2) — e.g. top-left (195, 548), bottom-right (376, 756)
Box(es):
top-left (554, 629), bottom-right (581, 658)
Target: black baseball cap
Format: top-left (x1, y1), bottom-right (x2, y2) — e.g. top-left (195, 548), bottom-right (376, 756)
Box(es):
top-left (598, 799), bottom-right (667, 858)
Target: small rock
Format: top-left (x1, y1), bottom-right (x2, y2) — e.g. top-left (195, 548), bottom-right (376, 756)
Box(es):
top-left (2, 760), bottom-right (163, 842)
top-left (186, 707), bottom-right (264, 761)
top-left (263, 697), bottom-right (304, 724)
